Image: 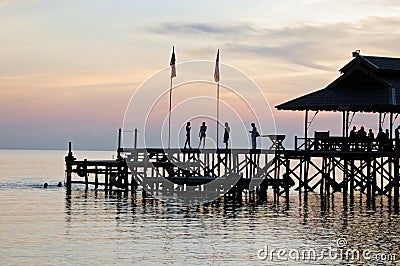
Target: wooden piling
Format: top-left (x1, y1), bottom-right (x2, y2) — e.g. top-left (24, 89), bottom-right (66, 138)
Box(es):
top-left (366, 158), bottom-right (371, 209)
top-left (105, 166), bottom-right (109, 192)
top-left (117, 128), bottom-right (122, 160)
top-left (394, 157), bottom-right (399, 213)
top-left (284, 160), bottom-right (290, 207)
top-left (84, 159), bottom-right (88, 190)
top-left (343, 158), bottom-right (348, 206)
top-left (65, 141), bottom-right (75, 190)
top-left (95, 166), bottom-right (98, 190)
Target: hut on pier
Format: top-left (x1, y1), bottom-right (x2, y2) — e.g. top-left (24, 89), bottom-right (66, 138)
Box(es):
top-left (275, 52), bottom-right (400, 211)
top-left (276, 52), bottom-right (400, 149)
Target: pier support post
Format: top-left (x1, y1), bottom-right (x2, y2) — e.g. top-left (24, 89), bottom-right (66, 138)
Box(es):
top-left (117, 128), bottom-right (122, 160)
top-left (123, 166), bottom-right (129, 193)
top-left (95, 166), bottom-right (98, 190)
top-left (371, 159), bottom-right (377, 210)
top-left (304, 157), bottom-right (310, 194)
top-left (105, 166), bottom-right (109, 192)
top-left (394, 157), bottom-right (399, 213)
top-left (343, 159), bottom-right (348, 207)
top-left (84, 159), bottom-right (88, 190)
top-left (350, 160), bottom-right (355, 205)
top-left (366, 158), bottom-right (372, 209)
top-left (320, 172), bottom-right (325, 211)
top-left (284, 159), bottom-right (290, 208)
top-left (65, 141), bottom-right (76, 191)
top-left (131, 174), bottom-right (137, 195)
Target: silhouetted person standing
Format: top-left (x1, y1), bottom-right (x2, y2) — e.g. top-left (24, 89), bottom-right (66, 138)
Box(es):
top-left (223, 122), bottom-right (230, 149)
top-left (395, 125), bottom-right (400, 151)
top-left (349, 126), bottom-right (357, 139)
top-left (249, 123), bottom-right (260, 149)
top-left (198, 122), bottom-right (207, 149)
top-left (184, 122), bottom-right (192, 149)
top-left (367, 128), bottom-right (374, 139)
top-left (367, 128), bottom-right (374, 151)
top-left (385, 128), bottom-right (391, 150)
top-left (376, 127), bottom-right (386, 150)
top-left (357, 126), bottom-right (367, 150)
top-left (357, 126), bottom-right (367, 139)
top-left (349, 126), bottom-right (357, 150)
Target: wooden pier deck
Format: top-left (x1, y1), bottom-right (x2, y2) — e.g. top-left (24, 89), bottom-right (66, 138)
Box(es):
top-left (65, 135), bottom-right (400, 210)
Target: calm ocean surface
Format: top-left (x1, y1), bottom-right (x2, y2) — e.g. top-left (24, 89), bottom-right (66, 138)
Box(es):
top-left (0, 149), bottom-right (399, 265)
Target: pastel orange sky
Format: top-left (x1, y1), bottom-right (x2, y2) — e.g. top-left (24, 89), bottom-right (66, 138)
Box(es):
top-left (0, 1), bottom-right (399, 149)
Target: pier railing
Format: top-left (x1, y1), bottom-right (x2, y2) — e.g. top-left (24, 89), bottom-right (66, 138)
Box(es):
top-left (295, 136), bottom-right (398, 152)
top-left (122, 148), bottom-right (278, 180)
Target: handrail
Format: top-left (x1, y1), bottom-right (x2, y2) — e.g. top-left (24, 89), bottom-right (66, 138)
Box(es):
top-left (295, 136), bottom-right (399, 152)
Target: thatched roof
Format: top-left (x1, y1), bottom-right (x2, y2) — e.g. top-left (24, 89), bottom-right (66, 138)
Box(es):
top-left (276, 54), bottom-right (400, 113)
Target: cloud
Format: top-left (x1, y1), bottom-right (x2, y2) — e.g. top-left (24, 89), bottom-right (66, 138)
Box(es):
top-left (0, 73), bottom-right (43, 80)
top-left (146, 22), bottom-right (256, 35)
top-left (147, 17), bottom-right (400, 71)
top-left (226, 41), bottom-right (332, 71)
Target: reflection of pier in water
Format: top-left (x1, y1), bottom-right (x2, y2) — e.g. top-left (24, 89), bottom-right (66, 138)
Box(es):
top-left (65, 52), bottom-right (400, 212)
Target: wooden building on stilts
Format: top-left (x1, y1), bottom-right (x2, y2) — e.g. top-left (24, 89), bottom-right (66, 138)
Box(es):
top-left (276, 51), bottom-right (400, 212)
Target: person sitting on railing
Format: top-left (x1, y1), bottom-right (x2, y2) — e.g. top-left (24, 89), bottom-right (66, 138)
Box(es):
top-left (376, 127), bottom-right (386, 151)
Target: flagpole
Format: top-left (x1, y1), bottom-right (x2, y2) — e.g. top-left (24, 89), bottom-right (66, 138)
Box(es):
top-left (214, 49), bottom-right (220, 150)
top-left (216, 81), bottom-right (220, 149)
top-left (168, 76), bottom-right (172, 149)
top-left (168, 46), bottom-right (176, 149)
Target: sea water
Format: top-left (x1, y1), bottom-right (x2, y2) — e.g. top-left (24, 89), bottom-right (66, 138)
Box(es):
top-left (0, 150), bottom-right (399, 265)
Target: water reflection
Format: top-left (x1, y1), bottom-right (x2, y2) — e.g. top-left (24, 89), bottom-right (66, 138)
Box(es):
top-left (64, 189), bottom-right (399, 265)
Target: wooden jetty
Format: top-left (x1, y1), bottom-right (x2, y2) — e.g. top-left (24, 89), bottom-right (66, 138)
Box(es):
top-left (65, 52), bottom-right (400, 210)
top-left (65, 138), bottom-right (292, 202)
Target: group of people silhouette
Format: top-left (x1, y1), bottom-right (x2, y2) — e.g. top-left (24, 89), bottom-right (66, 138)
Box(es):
top-left (349, 125), bottom-right (400, 151)
top-left (183, 122), bottom-right (260, 149)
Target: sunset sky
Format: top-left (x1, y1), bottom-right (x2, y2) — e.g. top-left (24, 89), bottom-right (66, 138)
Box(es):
top-left (1, 0), bottom-right (399, 150)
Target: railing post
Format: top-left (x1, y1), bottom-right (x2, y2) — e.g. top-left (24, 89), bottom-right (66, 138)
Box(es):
top-left (65, 141), bottom-right (76, 190)
top-left (134, 128), bottom-right (138, 149)
top-left (117, 128), bottom-right (122, 159)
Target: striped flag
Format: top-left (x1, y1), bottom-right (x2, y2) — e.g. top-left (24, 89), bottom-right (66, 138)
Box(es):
top-left (214, 49), bottom-right (220, 82)
top-left (170, 46), bottom-right (176, 78)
